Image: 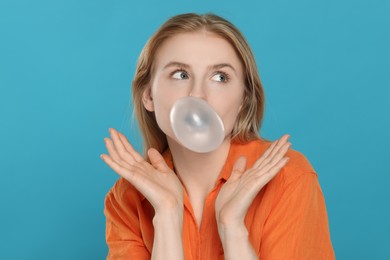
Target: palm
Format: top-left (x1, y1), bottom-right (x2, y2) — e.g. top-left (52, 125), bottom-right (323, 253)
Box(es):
top-left (215, 134), bottom-right (291, 225)
top-left (101, 128), bottom-right (184, 213)
top-left (216, 167), bottom-right (258, 223)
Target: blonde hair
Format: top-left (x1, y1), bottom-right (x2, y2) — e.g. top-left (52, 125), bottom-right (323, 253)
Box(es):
top-left (132, 13), bottom-right (266, 156)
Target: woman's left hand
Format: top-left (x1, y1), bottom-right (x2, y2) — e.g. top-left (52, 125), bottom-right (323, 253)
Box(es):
top-left (215, 134), bottom-right (291, 232)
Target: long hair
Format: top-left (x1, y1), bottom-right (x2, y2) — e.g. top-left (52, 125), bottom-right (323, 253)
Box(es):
top-left (132, 13), bottom-right (266, 156)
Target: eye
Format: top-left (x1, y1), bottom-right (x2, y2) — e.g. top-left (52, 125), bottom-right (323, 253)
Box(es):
top-left (211, 71), bottom-right (230, 83)
top-left (171, 70), bottom-right (189, 80)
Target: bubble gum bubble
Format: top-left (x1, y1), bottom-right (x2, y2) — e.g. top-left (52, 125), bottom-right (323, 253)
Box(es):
top-left (169, 97), bottom-right (225, 153)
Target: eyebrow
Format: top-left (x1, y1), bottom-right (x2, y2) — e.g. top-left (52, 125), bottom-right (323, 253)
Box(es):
top-left (163, 61), bottom-right (237, 75)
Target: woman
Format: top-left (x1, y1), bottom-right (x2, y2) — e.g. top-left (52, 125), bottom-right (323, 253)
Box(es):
top-left (101, 13), bottom-right (335, 260)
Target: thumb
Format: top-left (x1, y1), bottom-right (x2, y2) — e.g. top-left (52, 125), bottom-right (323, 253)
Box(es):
top-left (228, 156), bottom-right (247, 182)
top-left (148, 148), bottom-right (171, 173)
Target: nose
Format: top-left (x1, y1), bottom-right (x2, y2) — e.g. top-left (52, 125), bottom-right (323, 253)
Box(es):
top-left (188, 79), bottom-right (207, 100)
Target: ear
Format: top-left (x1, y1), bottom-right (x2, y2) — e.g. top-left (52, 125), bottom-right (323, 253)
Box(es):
top-left (142, 86), bottom-right (154, 112)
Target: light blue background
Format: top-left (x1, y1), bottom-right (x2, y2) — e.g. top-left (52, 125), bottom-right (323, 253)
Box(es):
top-left (1, 0), bottom-right (389, 259)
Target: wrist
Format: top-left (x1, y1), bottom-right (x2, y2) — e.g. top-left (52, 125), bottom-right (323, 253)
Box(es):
top-left (153, 208), bottom-right (184, 228)
top-left (152, 209), bottom-right (185, 260)
top-left (218, 222), bottom-right (249, 244)
top-left (218, 223), bottom-right (257, 260)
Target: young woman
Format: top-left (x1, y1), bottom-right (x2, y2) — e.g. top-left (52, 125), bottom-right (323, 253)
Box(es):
top-left (101, 13), bottom-right (335, 260)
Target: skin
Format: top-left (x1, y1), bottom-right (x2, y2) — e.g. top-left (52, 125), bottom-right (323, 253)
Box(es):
top-left (101, 31), bottom-right (291, 260)
top-left (144, 31), bottom-right (245, 145)
top-left (142, 31), bottom-right (247, 227)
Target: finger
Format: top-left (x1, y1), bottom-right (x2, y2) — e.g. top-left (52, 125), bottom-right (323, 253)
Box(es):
top-left (236, 157), bottom-right (290, 208)
top-left (230, 157), bottom-right (289, 212)
top-left (260, 142), bottom-right (291, 173)
top-left (230, 156), bottom-right (290, 217)
top-left (117, 131), bottom-right (144, 162)
top-left (254, 134), bottom-right (290, 169)
top-left (267, 134), bottom-right (290, 160)
top-left (228, 156), bottom-right (247, 182)
top-left (148, 148), bottom-right (171, 173)
top-left (109, 128), bottom-right (139, 165)
top-left (101, 154), bottom-right (157, 204)
top-left (100, 153), bottom-right (136, 181)
top-left (104, 137), bottom-right (132, 168)
top-left (252, 141), bottom-right (278, 168)
top-left (256, 157), bottom-right (290, 185)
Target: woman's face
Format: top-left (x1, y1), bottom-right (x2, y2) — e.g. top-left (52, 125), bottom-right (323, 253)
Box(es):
top-left (143, 31), bottom-right (245, 147)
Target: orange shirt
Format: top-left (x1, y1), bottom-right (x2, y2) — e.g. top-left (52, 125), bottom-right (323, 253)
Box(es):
top-left (104, 139), bottom-right (335, 259)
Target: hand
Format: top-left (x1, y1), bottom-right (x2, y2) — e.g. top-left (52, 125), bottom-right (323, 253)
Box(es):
top-left (100, 128), bottom-right (184, 214)
top-left (215, 134), bottom-right (291, 230)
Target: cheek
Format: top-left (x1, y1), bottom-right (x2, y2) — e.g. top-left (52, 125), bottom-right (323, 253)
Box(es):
top-left (223, 104), bottom-right (241, 129)
top-left (151, 86), bottom-right (186, 136)
top-left (152, 86), bottom-right (186, 115)
top-left (153, 95), bottom-right (173, 129)
top-left (212, 96), bottom-right (243, 133)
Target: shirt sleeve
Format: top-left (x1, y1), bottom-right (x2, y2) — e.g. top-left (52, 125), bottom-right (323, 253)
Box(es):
top-left (259, 172), bottom-right (335, 260)
top-left (104, 180), bottom-right (151, 260)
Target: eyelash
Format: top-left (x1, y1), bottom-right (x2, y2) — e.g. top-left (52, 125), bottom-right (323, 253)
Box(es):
top-left (170, 68), bottom-right (231, 83)
top-left (170, 68), bottom-right (189, 79)
top-left (214, 70), bottom-right (230, 83)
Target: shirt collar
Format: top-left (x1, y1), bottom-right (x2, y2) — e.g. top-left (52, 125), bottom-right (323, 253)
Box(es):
top-left (140, 139), bottom-right (264, 202)
top-left (162, 142), bottom-right (237, 182)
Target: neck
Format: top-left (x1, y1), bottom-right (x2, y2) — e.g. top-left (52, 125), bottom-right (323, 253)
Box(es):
top-left (167, 137), bottom-right (231, 194)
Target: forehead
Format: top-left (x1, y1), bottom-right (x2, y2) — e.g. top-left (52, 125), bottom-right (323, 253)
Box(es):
top-left (153, 31), bottom-right (244, 72)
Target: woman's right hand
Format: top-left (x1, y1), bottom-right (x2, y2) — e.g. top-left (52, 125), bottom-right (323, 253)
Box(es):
top-left (101, 128), bottom-right (184, 215)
